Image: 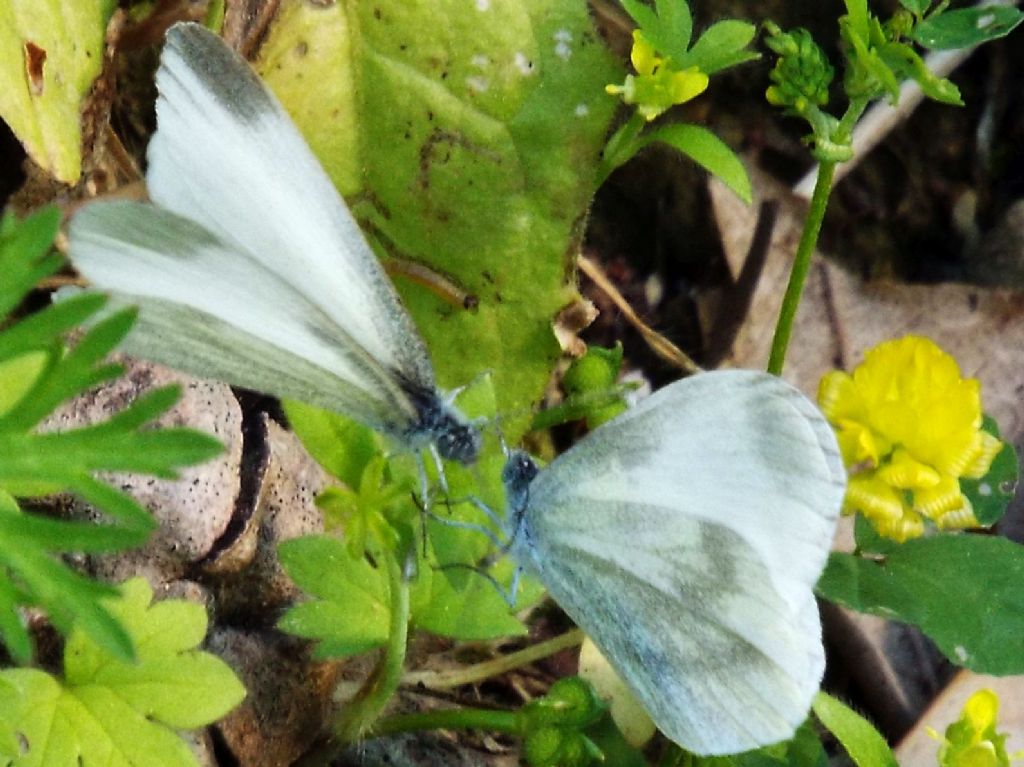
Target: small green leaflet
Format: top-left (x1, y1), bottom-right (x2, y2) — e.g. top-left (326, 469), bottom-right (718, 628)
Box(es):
top-left (812, 692), bottom-right (897, 767)
top-left (0, 578), bottom-right (245, 767)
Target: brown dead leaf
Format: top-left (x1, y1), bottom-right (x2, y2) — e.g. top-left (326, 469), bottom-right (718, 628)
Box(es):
top-left (709, 170), bottom-right (1024, 443)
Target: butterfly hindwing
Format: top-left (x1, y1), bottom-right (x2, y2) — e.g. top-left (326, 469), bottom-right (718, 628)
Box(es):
top-left (510, 370), bottom-right (845, 754)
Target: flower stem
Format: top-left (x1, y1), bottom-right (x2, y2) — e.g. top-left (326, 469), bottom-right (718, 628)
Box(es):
top-left (370, 705), bottom-right (523, 739)
top-left (766, 159), bottom-right (836, 375)
top-left (597, 112), bottom-right (646, 186)
top-left (334, 552), bottom-right (410, 743)
top-left (402, 628), bottom-right (585, 689)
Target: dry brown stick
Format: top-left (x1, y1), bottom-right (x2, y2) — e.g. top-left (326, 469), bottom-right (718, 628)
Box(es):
top-left (577, 254), bottom-right (701, 375)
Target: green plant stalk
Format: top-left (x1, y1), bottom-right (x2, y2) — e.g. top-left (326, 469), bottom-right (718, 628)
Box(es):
top-left (334, 553), bottom-right (410, 743)
top-left (597, 112), bottom-right (646, 186)
top-left (401, 628), bottom-right (585, 689)
top-left (766, 95), bottom-right (868, 375)
top-left (766, 159), bottom-right (835, 376)
top-left (369, 705), bottom-right (522, 738)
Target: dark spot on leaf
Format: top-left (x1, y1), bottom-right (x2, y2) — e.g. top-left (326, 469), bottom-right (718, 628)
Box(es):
top-left (24, 41), bottom-right (46, 96)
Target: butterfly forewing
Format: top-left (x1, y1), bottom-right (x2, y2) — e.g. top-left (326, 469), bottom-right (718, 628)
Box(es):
top-left (148, 25), bottom-right (434, 393)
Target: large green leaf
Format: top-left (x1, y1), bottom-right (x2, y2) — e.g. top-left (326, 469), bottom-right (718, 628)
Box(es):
top-left (818, 535), bottom-right (1024, 674)
top-left (0, 1), bottom-right (115, 183)
top-left (258, 0), bottom-right (621, 442)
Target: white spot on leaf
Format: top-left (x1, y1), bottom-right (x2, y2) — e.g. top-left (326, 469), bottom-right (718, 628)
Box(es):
top-left (978, 13), bottom-right (996, 28)
top-left (574, 103), bottom-right (590, 118)
top-left (954, 645), bottom-right (970, 663)
top-left (979, 482), bottom-right (992, 497)
top-left (554, 29), bottom-right (572, 61)
top-left (514, 51), bottom-right (534, 75)
top-left (471, 54), bottom-right (490, 69)
top-left (476, 0), bottom-right (490, 11)
top-left (466, 75), bottom-right (489, 93)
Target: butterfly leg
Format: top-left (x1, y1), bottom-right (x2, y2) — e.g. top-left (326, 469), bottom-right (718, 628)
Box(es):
top-left (435, 561), bottom-right (523, 608)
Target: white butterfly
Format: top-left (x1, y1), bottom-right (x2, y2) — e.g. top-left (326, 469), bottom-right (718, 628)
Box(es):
top-left (68, 23), bottom-right (480, 466)
top-left (501, 370), bottom-right (845, 755)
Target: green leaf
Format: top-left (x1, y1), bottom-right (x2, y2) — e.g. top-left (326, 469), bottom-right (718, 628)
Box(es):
top-left (812, 692), bottom-right (897, 767)
top-left (66, 578), bottom-right (245, 726)
top-left (0, 579), bottom-right (244, 767)
top-left (0, 206), bottom-right (62, 318)
top-left (0, 1), bottom-right (116, 182)
top-left (257, 0), bottom-right (620, 447)
top-left (619, 0), bottom-right (663, 45)
top-left (283, 399), bottom-right (381, 489)
top-left (843, 0), bottom-right (872, 42)
top-left (898, 0), bottom-right (931, 16)
top-left (277, 535), bottom-right (391, 658)
top-left (963, 416), bottom-right (1018, 527)
top-left (912, 6), bottom-right (1024, 50)
top-left (653, 0), bottom-right (693, 60)
top-left (818, 536), bottom-right (1024, 673)
top-left (681, 20), bottom-right (759, 75)
top-left (639, 123), bottom-right (752, 203)
top-left (415, 555), bottom-right (529, 640)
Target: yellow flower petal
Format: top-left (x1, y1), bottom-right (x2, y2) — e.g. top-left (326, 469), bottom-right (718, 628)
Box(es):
top-left (963, 689), bottom-right (1000, 733)
top-left (914, 474), bottom-right (964, 520)
top-left (818, 370), bottom-right (862, 423)
top-left (847, 474), bottom-right (905, 522)
top-left (874, 509), bottom-right (925, 543)
top-left (878, 448), bottom-right (941, 489)
top-left (961, 431), bottom-right (1005, 480)
top-left (630, 31), bottom-right (659, 76)
top-left (934, 497), bottom-right (979, 531)
top-left (667, 67), bottom-right (709, 104)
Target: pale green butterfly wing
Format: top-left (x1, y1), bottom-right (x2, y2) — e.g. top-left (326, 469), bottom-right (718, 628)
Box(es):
top-left (147, 23), bottom-right (435, 392)
top-left (70, 202), bottom-right (412, 433)
top-left (67, 22), bottom-right (458, 443)
top-left (510, 370), bottom-right (845, 755)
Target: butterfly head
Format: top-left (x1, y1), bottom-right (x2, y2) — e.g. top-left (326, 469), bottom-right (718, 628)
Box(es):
top-left (502, 449), bottom-right (538, 509)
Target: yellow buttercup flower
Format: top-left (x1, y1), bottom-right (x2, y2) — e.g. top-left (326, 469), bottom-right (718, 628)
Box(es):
top-left (605, 31), bottom-right (709, 121)
top-left (818, 336), bottom-right (1003, 542)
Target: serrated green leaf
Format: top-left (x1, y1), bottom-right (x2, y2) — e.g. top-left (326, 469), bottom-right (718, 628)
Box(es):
top-left (818, 536), bottom-right (1024, 673)
top-left (0, 579), bottom-right (243, 767)
top-left (681, 20), bottom-right (758, 75)
top-left (277, 535), bottom-right (391, 658)
top-left (0, 2), bottom-right (116, 183)
top-left (812, 692), bottom-right (897, 767)
top-left (639, 123), bottom-right (751, 203)
top-left (415, 559), bottom-right (528, 640)
top-left (912, 6), bottom-right (1024, 50)
top-left (963, 417), bottom-right (1018, 526)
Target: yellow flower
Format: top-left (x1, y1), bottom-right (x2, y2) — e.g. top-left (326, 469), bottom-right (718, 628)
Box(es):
top-left (605, 31), bottom-right (709, 121)
top-left (933, 689), bottom-right (1016, 767)
top-left (818, 336), bottom-right (1003, 542)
